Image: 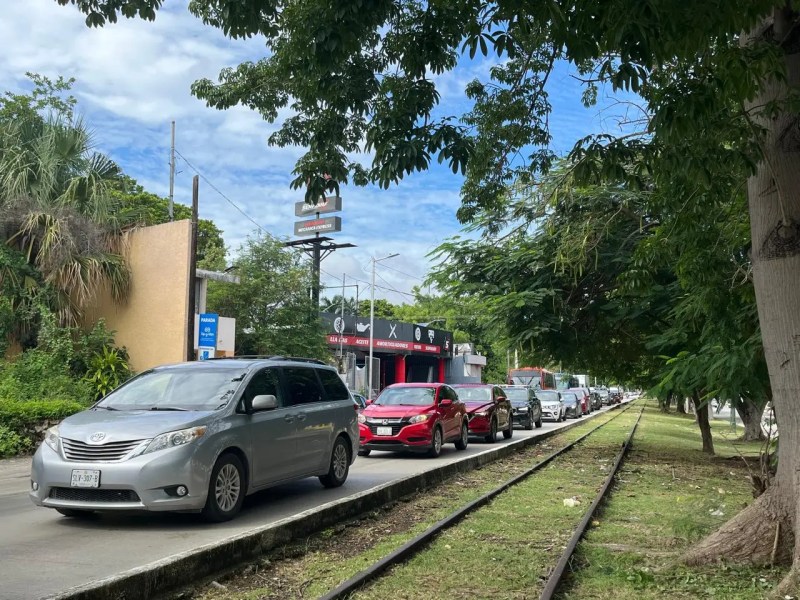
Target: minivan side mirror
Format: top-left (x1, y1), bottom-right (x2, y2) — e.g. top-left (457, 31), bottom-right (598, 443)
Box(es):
top-left (251, 394), bottom-right (278, 412)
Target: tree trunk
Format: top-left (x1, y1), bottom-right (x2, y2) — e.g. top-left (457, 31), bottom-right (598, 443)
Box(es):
top-left (684, 8), bottom-right (800, 590)
top-left (676, 396), bottom-right (686, 414)
top-left (692, 391), bottom-right (714, 455)
top-left (736, 397), bottom-right (766, 442)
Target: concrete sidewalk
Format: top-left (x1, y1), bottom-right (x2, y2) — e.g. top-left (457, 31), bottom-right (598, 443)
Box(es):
top-left (0, 456), bottom-right (32, 497)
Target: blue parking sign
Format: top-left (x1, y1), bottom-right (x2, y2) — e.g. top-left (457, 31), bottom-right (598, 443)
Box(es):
top-left (198, 313), bottom-right (219, 349)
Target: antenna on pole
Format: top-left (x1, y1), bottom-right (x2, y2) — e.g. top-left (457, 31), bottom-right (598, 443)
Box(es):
top-left (169, 120), bottom-right (176, 221)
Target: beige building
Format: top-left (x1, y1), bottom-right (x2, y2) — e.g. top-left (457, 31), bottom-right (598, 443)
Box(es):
top-left (86, 220), bottom-right (192, 372)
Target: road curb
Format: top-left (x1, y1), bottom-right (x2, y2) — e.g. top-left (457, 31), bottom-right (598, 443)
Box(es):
top-left (50, 406), bottom-right (623, 600)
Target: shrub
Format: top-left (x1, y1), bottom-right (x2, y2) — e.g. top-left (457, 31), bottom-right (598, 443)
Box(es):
top-left (83, 346), bottom-right (131, 400)
top-left (0, 349), bottom-right (93, 404)
top-left (0, 425), bottom-right (32, 458)
top-left (0, 398), bottom-right (86, 451)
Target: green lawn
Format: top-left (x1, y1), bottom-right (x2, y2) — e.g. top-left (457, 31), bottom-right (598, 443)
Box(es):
top-left (559, 406), bottom-right (786, 599)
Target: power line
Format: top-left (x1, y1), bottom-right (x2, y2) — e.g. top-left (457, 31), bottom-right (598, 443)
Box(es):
top-left (374, 270), bottom-right (417, 300)
top-left (319, 266), bottom-right (415, 300)
top-left (380, 262), bottom-right (426, 282)
top-left (174, 148), bottom-right (266, 235)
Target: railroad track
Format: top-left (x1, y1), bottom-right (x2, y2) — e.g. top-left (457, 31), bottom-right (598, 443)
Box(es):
top-left (317, 400), bottom-right (645, 600)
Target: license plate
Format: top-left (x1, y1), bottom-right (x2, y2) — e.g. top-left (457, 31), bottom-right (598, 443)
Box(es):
top-left (71, 469), bottom-right (100, 488)
top-left (376, 426), bottom-right (393, 436)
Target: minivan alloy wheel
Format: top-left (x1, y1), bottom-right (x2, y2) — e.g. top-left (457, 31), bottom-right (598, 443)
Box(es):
top-left (332, 442), bottom-right (348, 480)
top-left (215, 464), bottom-right (241, 512)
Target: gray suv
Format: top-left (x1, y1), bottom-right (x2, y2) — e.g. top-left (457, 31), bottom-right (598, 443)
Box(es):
top-left (29, 357), bottom-right (359, 522)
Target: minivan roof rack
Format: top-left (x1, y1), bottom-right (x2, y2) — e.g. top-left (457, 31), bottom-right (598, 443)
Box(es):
top-left (206, 355), bottom-right (327, 365)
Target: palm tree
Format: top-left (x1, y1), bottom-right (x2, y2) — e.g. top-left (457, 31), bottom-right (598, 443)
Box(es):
top-left (0, 113), bottom-right (133, 326)
top-left (320, 294), bottom-right (358, 316)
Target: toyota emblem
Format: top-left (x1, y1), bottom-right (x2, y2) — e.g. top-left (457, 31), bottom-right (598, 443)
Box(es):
top-left (88, 432), bottom-right (106, 443)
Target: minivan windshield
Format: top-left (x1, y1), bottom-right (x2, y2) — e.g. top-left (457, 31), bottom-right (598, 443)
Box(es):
top-left (453, 387), bottom-right (492, 402)
top-left (375, 387), bottom-right (436, 406)
top-left (96, 368), bottom-right (248, 412)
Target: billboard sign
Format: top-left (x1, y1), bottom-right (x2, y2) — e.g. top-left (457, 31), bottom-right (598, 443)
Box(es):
top-left (294, 196), bottom-right (342, 217)
top-left (294, 216), bottom-right (342, 236)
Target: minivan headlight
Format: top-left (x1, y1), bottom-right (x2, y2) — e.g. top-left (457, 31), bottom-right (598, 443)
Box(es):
top-left (409, 414), bottom-right (430, 424)
top-left (44, 426), bottom-right (60, 452)
top-left (137, 426), bottom-right (207, 456)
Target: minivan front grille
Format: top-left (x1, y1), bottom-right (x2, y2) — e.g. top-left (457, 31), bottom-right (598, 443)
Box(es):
top-left (49, 487), bottom-right (140, 503)
top-left (61, 438), bottom-right (144, 462)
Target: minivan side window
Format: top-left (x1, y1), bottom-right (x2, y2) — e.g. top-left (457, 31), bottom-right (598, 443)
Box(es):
top-left (282, 367), bottom-right (325, 405)
top-left (241, 368), bottom-right (284, 407)
top-left (317, 368), bottom-right (351, 402)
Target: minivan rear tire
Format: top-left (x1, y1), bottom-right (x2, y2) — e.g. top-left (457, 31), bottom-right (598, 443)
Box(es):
top-left (320, 436), bottom-right (351, 488)
top-left (202, 453), bottom-right (245, 522)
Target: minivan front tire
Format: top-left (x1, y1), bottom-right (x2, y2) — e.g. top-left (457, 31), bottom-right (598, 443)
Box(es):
top-left (202, 453), bottom-right (245, 522)
top-left (320, 436), bottom-right (351, 488)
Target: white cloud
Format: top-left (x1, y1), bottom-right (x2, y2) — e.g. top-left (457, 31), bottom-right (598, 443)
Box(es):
top-left (0, 1), bottom-right (639, 308)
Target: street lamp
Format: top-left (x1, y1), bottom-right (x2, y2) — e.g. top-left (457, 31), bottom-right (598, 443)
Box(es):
top-left (368, 252), bottom-right (399, 399)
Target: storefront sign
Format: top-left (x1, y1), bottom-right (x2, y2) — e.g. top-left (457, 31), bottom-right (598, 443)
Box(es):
top-left (294, 196), bottom-right (342, 217)
top-left (322, 313), bottom-right (453, 357)
top-left (294, 216), bottom-right (342, 236)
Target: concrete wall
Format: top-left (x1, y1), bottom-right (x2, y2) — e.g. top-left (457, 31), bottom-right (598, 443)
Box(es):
top-left (86, 220), bottom-right (191, 372)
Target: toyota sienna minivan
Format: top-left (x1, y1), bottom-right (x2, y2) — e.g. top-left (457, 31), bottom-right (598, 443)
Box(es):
top-left (29, 357), bottom-right (359, 522)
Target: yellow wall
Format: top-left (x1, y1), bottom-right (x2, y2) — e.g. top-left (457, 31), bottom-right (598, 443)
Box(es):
top-left (87, 220), bottom-right (192, 372)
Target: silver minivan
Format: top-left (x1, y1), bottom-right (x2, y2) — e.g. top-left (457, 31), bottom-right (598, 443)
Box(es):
top-left (29, 358), bottom-right (359, 521)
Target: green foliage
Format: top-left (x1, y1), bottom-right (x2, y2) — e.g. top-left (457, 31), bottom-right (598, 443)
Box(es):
top-left (0, 312), bottom-right (130, 405)
top-left (0, 425), bottom-right (31, 458)
top-left (111, 176), bottom-right (226, 265)
top-left (0, 75), bottom-right (132, 327)
top-left (0, 348), bottom-right (93, 405)
top-left (207, 234), bottom-right (330, 359)
top-left (82, 345), bottom-right (131, 400)
top-left (0, 398), bottom-right (86, 454)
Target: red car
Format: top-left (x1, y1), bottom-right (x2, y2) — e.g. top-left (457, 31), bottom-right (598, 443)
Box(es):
top-left (451, 384), bottom-right (513, 443)
top-left (567, 387), bottom-right (591, 415)
top-left (358, 383), bottom-right (469, 457)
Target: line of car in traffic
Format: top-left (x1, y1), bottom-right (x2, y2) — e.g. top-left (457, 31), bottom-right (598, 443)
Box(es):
top-left (356, 382), bottom-right (621, 459)
top-left (27, 355), bottom-right (624, 524)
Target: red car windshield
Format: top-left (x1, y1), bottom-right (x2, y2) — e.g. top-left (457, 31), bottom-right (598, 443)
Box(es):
top-left (454, 387), bottom-right (492, 402)
top-left (375, 387), bottom-right (436, 406)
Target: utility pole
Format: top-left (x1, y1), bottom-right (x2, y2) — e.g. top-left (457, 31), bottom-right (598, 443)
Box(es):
top-left (339, 273), bottom-right (345, 358)
top-left (368, 253), bottom-right (399, 398)
top-left (187, 175), bottom-right (199, 360)
top-left (169, 121), bottom-right (176, 222)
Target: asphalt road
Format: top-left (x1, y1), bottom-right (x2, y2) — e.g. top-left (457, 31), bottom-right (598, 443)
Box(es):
top-left (0, 408), bottom-right (616, 600)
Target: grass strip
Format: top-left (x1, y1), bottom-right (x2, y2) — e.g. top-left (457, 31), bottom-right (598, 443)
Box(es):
top-left (556, 405), bottom-right (787, 599)
top-left (184, 407), bottom-right (632, 600)
top-left (346, 408), bottom-right (643, 600)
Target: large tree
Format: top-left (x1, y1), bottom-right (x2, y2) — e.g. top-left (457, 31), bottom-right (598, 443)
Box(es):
top-left (206, 234), bottom-right (329, 359)
top-left (0, 74), bottom-right (131, 327)
top-left (58, 0), bottom-right (800, 590)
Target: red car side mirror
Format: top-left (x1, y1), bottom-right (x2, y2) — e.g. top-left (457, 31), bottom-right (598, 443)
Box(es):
top-left (440, 399), bottom-right (453, 407)
top-left (366, 398), bottom-right (374, 405)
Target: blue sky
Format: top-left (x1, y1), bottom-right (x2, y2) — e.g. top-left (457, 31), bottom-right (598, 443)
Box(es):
top-left (0, 1), bottom-right (638, 306)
